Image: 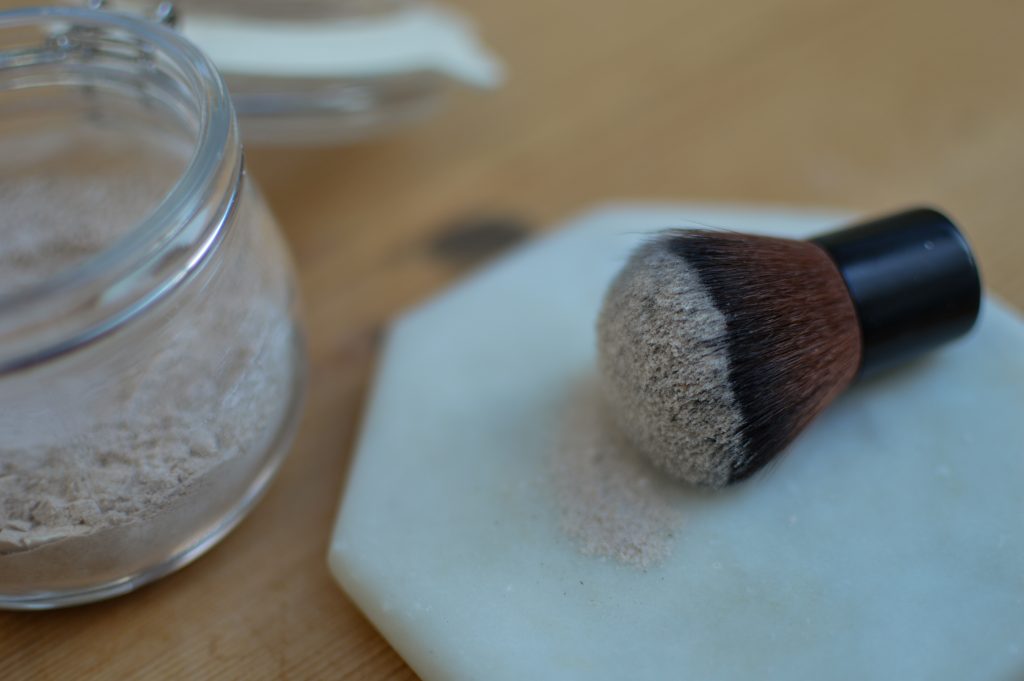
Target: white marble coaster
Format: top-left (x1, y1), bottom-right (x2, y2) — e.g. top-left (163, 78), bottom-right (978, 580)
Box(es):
top-left (330, 204), bottom-right (1024, 681)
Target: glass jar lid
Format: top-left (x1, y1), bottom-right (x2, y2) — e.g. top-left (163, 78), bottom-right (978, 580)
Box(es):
top-left (93, 0), bottom-right (503, 145)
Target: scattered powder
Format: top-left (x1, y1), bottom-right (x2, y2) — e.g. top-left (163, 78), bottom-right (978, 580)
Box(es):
top-left (552, 376), bottom-right (681, 569)
top-left (0, 125), bottom-right (297, 588)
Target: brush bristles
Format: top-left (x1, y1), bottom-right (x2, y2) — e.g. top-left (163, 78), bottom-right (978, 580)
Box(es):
top-left (598, 230), bottom-right (861, 487)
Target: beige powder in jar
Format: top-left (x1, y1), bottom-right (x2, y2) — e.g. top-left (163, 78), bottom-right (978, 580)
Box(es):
top-left (0, 125), bottom-right (297, 587)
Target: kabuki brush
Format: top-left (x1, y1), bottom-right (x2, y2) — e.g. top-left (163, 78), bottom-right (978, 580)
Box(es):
top-left (597, 208), bottom-right (982, 487)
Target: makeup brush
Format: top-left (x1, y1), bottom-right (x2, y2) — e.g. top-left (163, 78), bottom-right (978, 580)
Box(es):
top-left (597, 208), bottom-right (982, 488)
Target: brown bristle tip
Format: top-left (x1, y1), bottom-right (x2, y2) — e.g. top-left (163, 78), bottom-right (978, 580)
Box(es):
top-left (597, 229), bottom-right (862, 488)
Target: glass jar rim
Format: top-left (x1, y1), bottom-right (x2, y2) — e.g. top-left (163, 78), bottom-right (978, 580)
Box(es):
top-left (0, 6), bottom-right (241, 373)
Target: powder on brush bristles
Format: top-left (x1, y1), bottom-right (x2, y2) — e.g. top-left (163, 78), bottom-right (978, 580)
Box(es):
top-left (597, 230), bottom-right (862, 487)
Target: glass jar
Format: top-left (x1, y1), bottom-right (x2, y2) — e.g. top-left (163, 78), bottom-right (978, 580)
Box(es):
top-left (0, 7), bottom-right (306, 609)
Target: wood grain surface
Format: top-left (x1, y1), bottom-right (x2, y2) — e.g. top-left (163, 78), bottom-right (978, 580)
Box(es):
top-left (2, 0), bottom-right (1023, 678)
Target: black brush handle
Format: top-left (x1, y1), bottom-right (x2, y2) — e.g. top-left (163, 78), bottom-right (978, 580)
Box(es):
top-left (812, 208), bottom-right (982, 378)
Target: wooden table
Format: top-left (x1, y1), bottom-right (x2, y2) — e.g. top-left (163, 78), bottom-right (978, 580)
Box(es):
top-left (2, 0), bottom-right (1022, 678)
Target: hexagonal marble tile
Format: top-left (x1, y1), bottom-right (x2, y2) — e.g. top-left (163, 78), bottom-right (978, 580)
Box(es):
top-left (330, 204), bottom-right (1024, 681)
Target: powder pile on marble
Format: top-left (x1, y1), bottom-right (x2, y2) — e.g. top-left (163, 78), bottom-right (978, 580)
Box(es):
top-left (552, 377), bottom-right (681, 569)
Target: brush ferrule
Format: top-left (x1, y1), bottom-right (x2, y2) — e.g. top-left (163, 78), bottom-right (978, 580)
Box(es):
top-left (811, 208), bottom-right (982, 378)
